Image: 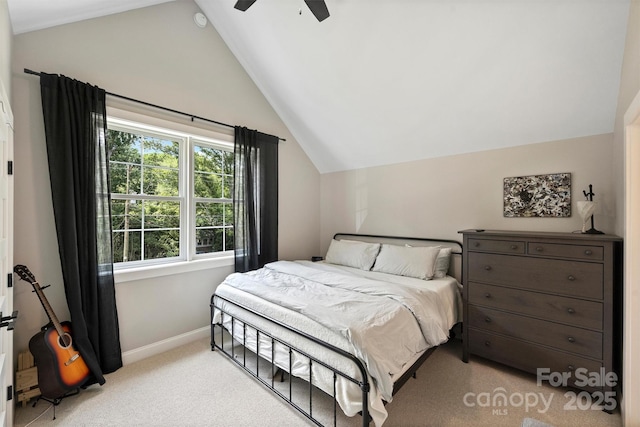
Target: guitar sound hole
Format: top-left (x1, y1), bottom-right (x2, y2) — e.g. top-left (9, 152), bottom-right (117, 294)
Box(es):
top-left (58, 332), bottom-right (73, 349)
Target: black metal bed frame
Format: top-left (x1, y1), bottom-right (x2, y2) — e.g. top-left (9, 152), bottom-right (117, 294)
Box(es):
top-left (211, 294), bottom-right (371, 427)
top-left (210, 233), bottom-right (464, 427)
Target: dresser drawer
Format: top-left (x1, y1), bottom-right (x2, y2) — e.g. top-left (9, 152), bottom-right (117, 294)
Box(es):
top-left (468, 329), bottom-right (603, 391)
top-left (468, 305), bottom-right (603, 358)
top-left (468, 282), bottom-right (603, 330)
top-left (527, 242), bottom-right (604, 261)
top-left (468, 238), bottom-right (525, 254)
top-left (468, 253), bottom-right (603, 299)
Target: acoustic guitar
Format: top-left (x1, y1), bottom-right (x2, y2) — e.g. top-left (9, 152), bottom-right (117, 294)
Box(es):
top-left (13, 264), bottom-right (90, 399)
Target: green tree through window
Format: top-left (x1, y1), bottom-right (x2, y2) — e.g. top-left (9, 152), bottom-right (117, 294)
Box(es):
top-left (107, 118), bottom-right (233, 266)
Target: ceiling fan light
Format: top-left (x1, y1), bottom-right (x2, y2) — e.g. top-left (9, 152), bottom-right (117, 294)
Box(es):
top-left (234, 0), bottom-right (330, 22)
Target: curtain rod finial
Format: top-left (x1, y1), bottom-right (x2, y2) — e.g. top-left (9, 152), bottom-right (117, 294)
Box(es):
top-left (24, 68), bottom-right (40, 76)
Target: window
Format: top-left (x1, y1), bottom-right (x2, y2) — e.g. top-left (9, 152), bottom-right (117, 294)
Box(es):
top-left (107, 117), bottom-right (234, 268)
top-left (193, 143), bottom-right (234, 254)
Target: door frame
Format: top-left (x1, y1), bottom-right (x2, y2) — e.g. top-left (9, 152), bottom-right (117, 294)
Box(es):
top-left (623, 89), bottom-right (640, 426)
top-left (0, 75), bottom-right (14, 427)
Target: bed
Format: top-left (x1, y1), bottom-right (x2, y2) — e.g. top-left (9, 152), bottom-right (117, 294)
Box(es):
top-left (210, 233), bottom-right (463, 427)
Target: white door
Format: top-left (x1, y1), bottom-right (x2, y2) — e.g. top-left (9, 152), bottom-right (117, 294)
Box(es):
top-left (0, 80), bottom-right (15, 427)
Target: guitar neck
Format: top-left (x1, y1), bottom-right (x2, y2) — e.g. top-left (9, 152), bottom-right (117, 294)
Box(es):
top-left (31, 281), bottom-right (65, 338)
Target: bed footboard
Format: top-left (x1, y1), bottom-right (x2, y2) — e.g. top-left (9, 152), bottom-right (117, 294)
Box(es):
top-left (210, 294), bottom-right (371, 427)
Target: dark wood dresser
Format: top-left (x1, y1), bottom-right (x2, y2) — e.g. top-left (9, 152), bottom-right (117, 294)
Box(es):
top-left (459, 229), bottom-right (622, 393)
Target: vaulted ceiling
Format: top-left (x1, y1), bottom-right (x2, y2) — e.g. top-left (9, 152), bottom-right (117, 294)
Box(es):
top-left (7, 0), bottom-right (631, 173)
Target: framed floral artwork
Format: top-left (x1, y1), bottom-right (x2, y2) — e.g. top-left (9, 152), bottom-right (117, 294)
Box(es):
top-left (503, 173), bottom-right (571, 217)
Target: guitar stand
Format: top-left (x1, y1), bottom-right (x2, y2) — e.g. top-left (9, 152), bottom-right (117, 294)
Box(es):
top-left (32, 388), bottom-right (80, 420)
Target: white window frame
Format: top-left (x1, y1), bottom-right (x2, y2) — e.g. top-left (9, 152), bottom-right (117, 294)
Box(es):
top-left (106, 108), bottom-right (235, 282)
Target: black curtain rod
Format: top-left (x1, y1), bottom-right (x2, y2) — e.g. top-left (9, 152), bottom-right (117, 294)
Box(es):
top-left (24, 68), bottom-right (286, 142)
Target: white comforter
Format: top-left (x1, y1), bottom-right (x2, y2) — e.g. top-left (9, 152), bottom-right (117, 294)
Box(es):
top-left (213, 260), bottom-right (461, 426)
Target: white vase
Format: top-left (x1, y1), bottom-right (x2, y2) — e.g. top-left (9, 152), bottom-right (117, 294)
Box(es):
top-left (577, 201), bottom-right (597, 233)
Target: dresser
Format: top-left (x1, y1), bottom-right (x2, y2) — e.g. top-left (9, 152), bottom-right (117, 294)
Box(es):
top-left (459, 230), bottom-right (622, 394)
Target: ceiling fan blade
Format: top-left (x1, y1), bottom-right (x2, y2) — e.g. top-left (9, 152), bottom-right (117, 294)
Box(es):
top-left (234, 0), bottom-right (257, 12)
top-left (304, 0), bottom-right (330, 22)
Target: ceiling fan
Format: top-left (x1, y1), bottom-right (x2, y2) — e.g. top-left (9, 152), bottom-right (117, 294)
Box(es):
top-left (234, 0), bottom-right (330, 22)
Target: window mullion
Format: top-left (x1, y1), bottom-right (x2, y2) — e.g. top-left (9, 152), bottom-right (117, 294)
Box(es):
top-left (183, 135), bottom-right (192, 261)
top-left (141, 199), bottom-right (146, 262)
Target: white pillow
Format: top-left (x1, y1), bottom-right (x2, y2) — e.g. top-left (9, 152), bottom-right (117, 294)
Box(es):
top-left (434, 247), bottom-right (452, 278)
top-left (372, 244), bottom-right (441, 280)
top-left (325, 239), bottom-right (381, 270)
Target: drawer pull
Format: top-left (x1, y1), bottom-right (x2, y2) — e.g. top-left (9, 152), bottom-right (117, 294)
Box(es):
top-left (567, 275), bottom-right (576, 281)
top-left (535, 246), bottom-right (543, 252)
top-left (567, 365), bottom-right (575, 371)
top-left (510, 245), bottom-right (518, 250)
top-left (567, 337), bottom-right (575, 343)
top-left (484, 341), bottom-right (491, 347)
top-left (567, 308), bottom-right (575, 314)
top-left (584, 249), bottom-right (592, 256)
top-left (484, 265), bottom-right (492, 271)
top-left (474, 242), bottom-right (480, 247)
top-left (484, 293), bottom-right (491, 298)
top-left (484, 317), bottom-right (492, 323)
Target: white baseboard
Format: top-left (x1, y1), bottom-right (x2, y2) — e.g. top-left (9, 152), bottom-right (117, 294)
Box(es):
top-left (121, 326), bottom-right (210, 366)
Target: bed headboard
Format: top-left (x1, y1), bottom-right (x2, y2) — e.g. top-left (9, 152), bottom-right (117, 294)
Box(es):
top-left (333, 233), bottom-right (463, 283)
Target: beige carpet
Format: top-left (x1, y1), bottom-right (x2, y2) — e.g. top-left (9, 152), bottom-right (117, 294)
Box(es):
top-left (14, 337), bottom-right (622, 427)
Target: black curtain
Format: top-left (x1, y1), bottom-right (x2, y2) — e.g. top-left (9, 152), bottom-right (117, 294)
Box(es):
top-left (233, 127), bottom-right (279, 272)
top-left (40, 73), bottom-right (122, 384)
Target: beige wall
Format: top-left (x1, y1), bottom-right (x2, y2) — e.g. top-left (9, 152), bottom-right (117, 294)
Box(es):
top-left (321, 133), bottom-right (616, 253)
top-left (0, 0), bottom-right (11, 97)
top-left (11, 0), bottom-right (320, 356)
